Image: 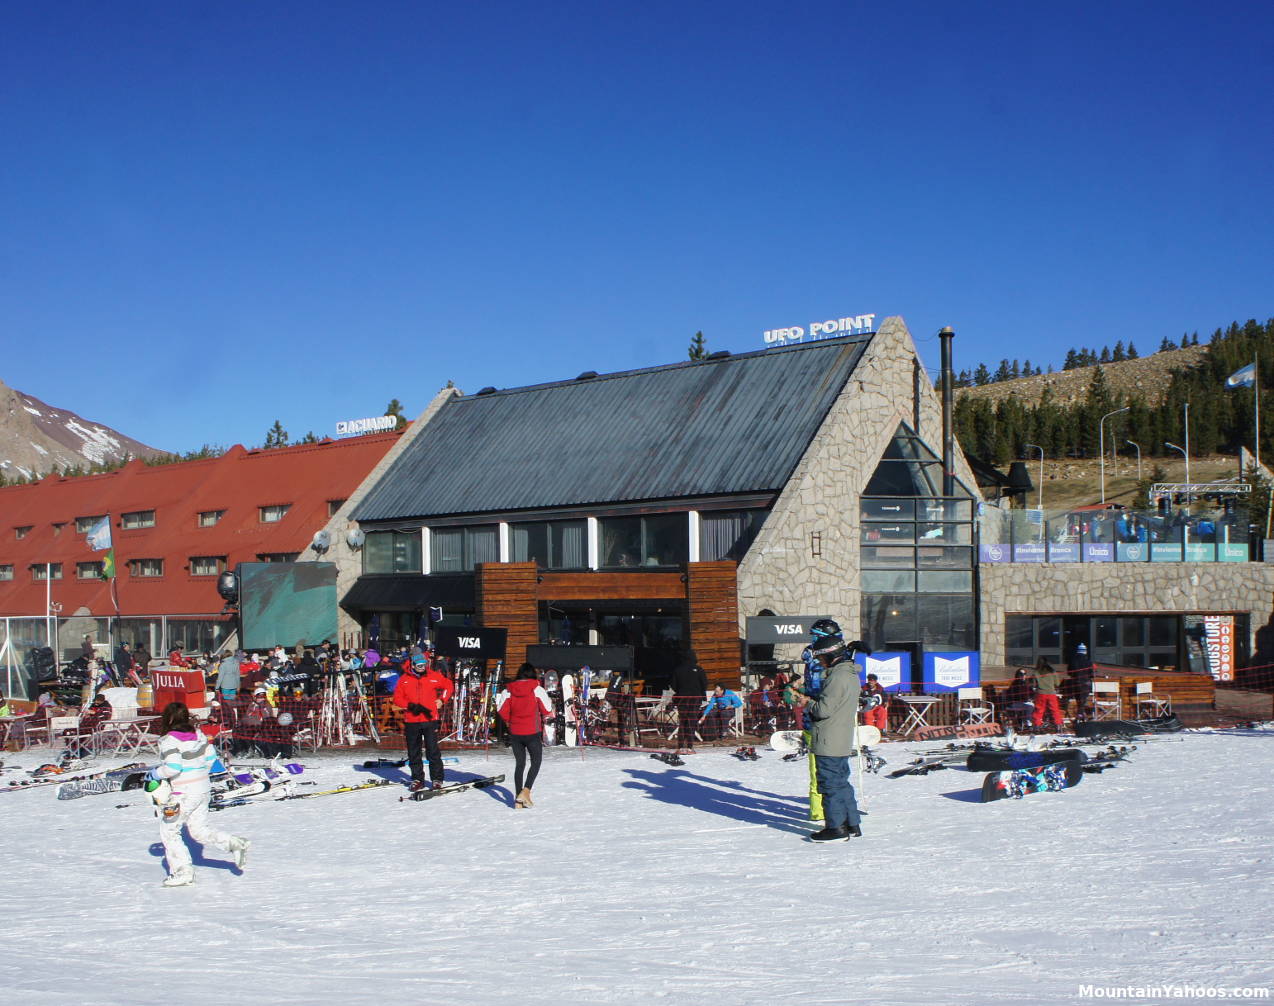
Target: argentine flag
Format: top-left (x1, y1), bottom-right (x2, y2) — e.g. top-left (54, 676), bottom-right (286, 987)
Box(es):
top-left (86, 515), bottom-right (115, 578)
top-left (1226, 362), bottom-right (1256, 389)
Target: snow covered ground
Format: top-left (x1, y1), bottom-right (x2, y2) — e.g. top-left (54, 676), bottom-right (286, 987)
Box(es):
top-left (3, 730), bottom-right (1273, 1006)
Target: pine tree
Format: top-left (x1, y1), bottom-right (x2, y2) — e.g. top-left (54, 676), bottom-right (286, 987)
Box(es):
top-left (1063, 349), bottom-right (1078, 370)
top-left (1128, 342), bottom-right (1139, 359)
top-left (1112, 341), bottom-right (1126, 362)
top-left (1159, 337), bottom-right (1175, 352)
top-left (1099, 346), bottom-right (1111, 363)
top-left (688, 331), bottom-right (708, 360)
top-left (264, 420), bottom-right (289, 448)
top-left (973, 363), bottom-right (991, 386)
top-left (385, 399), bottom-right (408, 431)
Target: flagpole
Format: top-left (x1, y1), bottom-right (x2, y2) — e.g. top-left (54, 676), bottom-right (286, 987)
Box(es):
top-left (1255, 354), bottom-right (1261, 472)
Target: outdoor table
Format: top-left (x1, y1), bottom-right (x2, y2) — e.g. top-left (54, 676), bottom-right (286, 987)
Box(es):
top-left (91, 715), bottom-right (161, 757)
top-left (896, 694), bottom-right (939, 736)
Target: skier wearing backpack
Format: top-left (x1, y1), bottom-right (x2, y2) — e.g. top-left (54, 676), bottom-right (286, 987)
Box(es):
top-left (790, 620), bottom-right (867, 843)
top-left (147, 701), bottom-right (249, 887)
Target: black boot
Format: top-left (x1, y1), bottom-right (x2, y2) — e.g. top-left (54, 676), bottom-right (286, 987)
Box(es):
top-left (809, 825), bottom-right (851, 842)
top-left (847, 824), bottom-right (863, 838)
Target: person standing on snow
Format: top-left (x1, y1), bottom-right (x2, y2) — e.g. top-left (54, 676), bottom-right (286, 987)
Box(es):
top-left (147, 701), bottom-right (249, 887)
top-left (671, 650), bottom-right (708, 750)
top-left (790, 619), bottom-right (867, 843)
top-left (496, 662), bottom-right (554, 808)
top-left (393, 653), bottom-right (454, 792)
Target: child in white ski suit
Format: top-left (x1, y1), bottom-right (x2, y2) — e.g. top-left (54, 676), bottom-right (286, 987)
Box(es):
top-left (150, 701), bottom-right (249, 887)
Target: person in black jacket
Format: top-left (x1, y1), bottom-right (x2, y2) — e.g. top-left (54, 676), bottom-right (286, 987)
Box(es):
top-left (671, 650), bottom-right (708, 750)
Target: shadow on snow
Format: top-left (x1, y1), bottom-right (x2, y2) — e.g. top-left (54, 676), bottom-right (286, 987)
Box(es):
top-left (621, 767), bottom-right (811, 835)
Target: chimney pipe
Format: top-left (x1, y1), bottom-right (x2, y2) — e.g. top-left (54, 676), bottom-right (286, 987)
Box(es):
top-left (939, 326), bottom-right (955, 496)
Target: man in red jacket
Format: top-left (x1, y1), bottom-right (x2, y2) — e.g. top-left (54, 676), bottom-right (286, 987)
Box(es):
top-left (393, 653), bottom-right (455, 791)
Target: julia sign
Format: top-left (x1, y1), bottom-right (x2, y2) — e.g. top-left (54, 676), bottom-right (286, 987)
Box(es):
top-left (763, 313), bottom-right (876, 347)
top-left (335, 415), bottom-right (397, 436)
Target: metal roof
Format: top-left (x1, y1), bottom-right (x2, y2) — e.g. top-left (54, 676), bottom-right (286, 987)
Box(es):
top-left (353, 335), bottom-right (872, 521)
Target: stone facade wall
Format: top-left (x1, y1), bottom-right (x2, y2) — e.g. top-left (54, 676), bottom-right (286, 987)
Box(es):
top-left (979, 561), bottom-right (1274, 664)
top-left (736, 317), bottom-right (979, 665)
top-left (307, 388), bottom-right (459, 644)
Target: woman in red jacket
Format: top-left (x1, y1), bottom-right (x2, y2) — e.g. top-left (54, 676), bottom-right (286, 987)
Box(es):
top-left (496, 662), bottom-right (553, 809)
top-left (393, 654), bottom-right (455, 792)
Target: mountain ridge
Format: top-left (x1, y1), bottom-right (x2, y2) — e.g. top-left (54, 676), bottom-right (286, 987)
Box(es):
top-left (0, 378), bottom-right (164, 481)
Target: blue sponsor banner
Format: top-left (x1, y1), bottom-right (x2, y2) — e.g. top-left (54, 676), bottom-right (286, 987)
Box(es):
top-left (1082, 543), bottom-right (1115, 562)
top-left (921, 651), bottom-right (980, 691)
top-left (1151, 543), bottom-right (1185, 562)
top-left (1047, 543), bottom-right (1080, 562)
top-left (1116, 542), bottom-right (1149, 562)
top-left (978, 544), bottom-right (1010, 563)
top-left (1012, 544), bottom-right (1047, 563)
top-left (1220, 543), bottom-right (1249, 562)
top-left (854, 652), bottom-right (910, 691)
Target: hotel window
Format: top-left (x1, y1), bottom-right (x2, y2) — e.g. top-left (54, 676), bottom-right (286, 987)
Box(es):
top-left (259, 504), bottom-right (291, 523)
top-left (32, 563), bottom-right (63, 580)
top-left (52, 522), bottom-right (66, 537)
top-left (328, 499), bottom-right (347, 517)
top-left (77, 561), bottom-right (105, 580)
top-left (128, 558), bottom-right (164, 577)
top-left (599, 513), bottom-right (689, 569)
top-left (257, 553), bottom-right (299, 563)
top-left (0, 565), bottom-right (13, 580)
top-left (509, 520), bottom-right (587, 570)
top-left (430, 525), bottom-right (499, 572)
top-left (364, 531), bottom-right (423, 574)
top-left (122, 510), bottom-right (156, 529)
top-left (198, 510), bottom-right (225, 527)
top-left (15, 526), bottom-right (32, 539)
top-left (190, 556), bottom-right (225, 576)
top-left (75, 515), bottom-right (106, 533)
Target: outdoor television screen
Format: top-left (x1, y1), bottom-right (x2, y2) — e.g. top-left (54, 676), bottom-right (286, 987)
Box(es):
top-left (238, 562), bottom-right (338, 652)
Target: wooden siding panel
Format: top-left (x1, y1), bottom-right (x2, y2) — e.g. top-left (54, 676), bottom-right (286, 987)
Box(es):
top-left (536, 571), bottom-right (686, 601)
top-left (476, 562), bottom-right (540, 677)
top-left (687, 561), bottom-right (741, 687)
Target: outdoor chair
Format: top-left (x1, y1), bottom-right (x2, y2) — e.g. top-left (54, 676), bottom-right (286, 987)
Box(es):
top-left (1133, 681), bottom-right (1171, 719)
top-left (957, 687), bottom-right (995, 725)
top-left (1092, 681), bottom-right (1122, 721)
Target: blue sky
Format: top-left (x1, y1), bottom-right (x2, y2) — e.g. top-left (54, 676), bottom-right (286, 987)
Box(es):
top-left (2, 2), bottom-right (1271, 453)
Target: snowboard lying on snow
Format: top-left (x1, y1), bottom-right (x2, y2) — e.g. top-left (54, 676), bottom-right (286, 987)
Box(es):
top-left (980, 761), bottom-right (1084, 802)
top-left (1075, 714), bottom-right (1182, 739)
top-left (966, 747), bottom-right (1087, 773)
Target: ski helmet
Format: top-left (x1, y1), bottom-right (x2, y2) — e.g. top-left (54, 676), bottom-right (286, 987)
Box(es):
top-left (808, 618), bottom-right (845, 659)
top-left (408, 654), bottom-right (428, 675)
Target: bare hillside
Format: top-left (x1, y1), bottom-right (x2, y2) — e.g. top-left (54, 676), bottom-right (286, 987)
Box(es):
top-left (956, 344), bottom-right (1208, 408)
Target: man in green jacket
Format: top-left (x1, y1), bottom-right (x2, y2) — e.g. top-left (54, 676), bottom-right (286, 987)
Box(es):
top-left (792, 619), bottom-right (865, 843)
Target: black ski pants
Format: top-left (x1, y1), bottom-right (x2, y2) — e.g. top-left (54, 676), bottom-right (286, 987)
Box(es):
top-left (675, 697), bottom-right (701, 749)
top-left (509, 732), bottom-right (543, 793)
top-left (405, 720), bottom-right (444, 785)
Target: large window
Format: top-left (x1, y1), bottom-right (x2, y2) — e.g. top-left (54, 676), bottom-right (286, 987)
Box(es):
top-left (257, 552), bottom-right (299, 563)
top-left (77, 561), bottom-right (105, 580)
top-left (859, 425), bottom-right (977, 659)
top-left (600, 513), bottom-right (688, 568)
top-left (0, 565), bottom-right (12, 580)
top-left (510, 520), bottom-right (587, 569)
top-left (32, 563), bottom-right (63, 580)
top-left (700, 510), bottom-right (766, 562)
top-left (364, 531), bottom-right (423, 574)
top-left (128, 558), bottom-right (164, 577)
top-left (198, 510), bottom-right (225, 527)
top-left (430, 525), bottom-right (499, 572)
top-left (75, 515), bottom-right (106, 533)
top-left (259, 504), bottom-right (291, 523)
top-left (122, 510), bottom-right (156, 529)
top-left (190, 556), bottom-right (225, 577)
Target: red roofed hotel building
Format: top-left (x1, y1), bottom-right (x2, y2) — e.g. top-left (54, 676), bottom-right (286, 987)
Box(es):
top-left (0, 432), bottom-right (403, 685)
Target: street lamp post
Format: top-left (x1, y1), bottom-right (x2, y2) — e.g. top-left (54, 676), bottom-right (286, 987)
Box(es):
top-left (1023, 443), bottom-right (1044, 510)
top-left (1126, 440), bottom-right (1142, 484)
top-left (1165, 440), bottom-right (1189, 489)
top-left (1099, 407), bottom-right (1131, 504)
